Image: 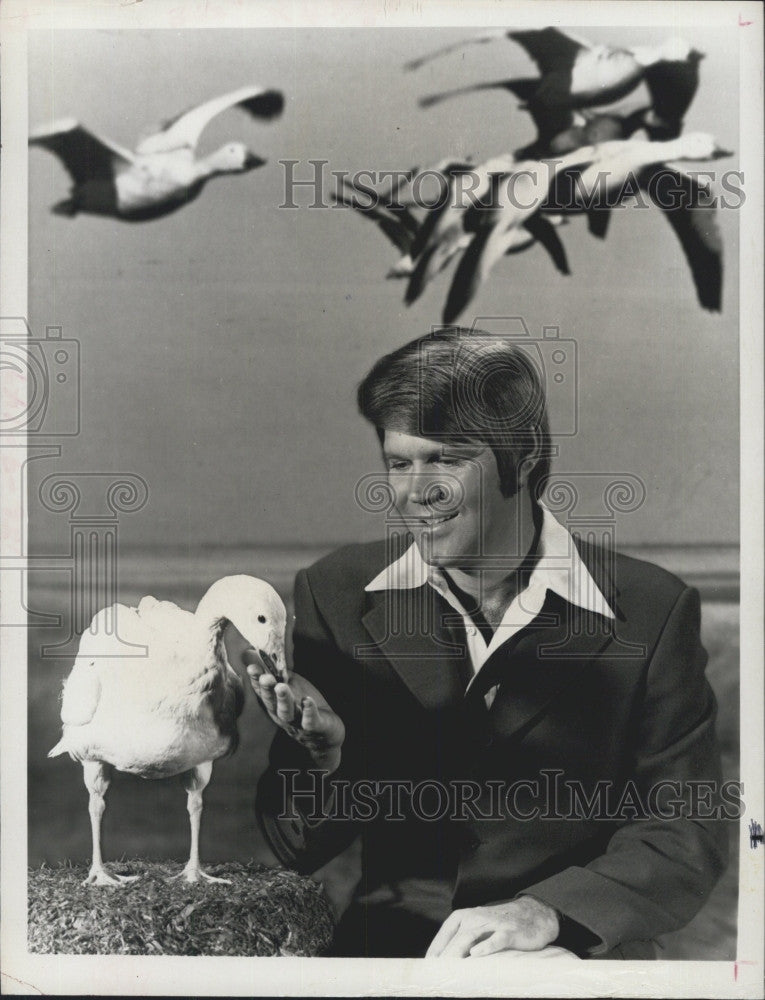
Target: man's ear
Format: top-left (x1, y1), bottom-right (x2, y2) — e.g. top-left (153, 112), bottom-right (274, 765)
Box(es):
top-left (517, 429), bottom-right (543, 490)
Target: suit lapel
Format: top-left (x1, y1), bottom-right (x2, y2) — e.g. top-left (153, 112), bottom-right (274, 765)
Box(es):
top-left (360, 586), bottom-right (467, 712)
top-left (470, 598), bottom-right (617, 743)
top-left (358, 533), bottom-right (630, 727)
top-left (571, 531), bottom-right (624, 622)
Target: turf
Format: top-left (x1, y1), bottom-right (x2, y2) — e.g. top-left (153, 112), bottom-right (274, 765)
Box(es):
top-left (28, 860), bottom-right (334, 956)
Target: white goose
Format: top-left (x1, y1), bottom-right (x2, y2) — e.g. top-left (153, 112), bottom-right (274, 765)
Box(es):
top-left (440, 145), bottom-right (595, 322)
top-left (49, 575), bottom-right (287, 886)
top-left (29, 85), bottom-right (284, 221)
top-left (405, 153), bottom-right (517, 305)
top-left (405, 27), bottom-right (699, 113)
top-left (550, 131), bottom-right (733, 310)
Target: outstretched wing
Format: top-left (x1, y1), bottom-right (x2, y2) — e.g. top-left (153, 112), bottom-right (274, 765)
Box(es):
top-left (404, 29), bottom-right (510, 71)
top-left (522, 213), bottom-right (570, 273)
top-left (335, 184), bottom-right (419, 255)
top-left (641, 167), bottom-right (722, 311)
top-left (136, 85), bottom-right (284, 155)
top-left (441, 172), bottom-right (517, 322)
top-left (642, 53), bottom-right (703, 139)
top-left (442, 223), bottom-right (500, 324)
top-left (508, 27), bottom-right (591, 74)
top-left (29, 119), bottom-right (133, 184)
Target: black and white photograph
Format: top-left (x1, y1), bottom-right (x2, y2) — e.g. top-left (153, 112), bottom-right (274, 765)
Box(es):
top-left (1, 0), bottom-right (762, 996)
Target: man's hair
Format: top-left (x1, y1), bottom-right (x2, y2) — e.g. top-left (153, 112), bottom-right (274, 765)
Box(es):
top-left (357, 326), bottom-right (551, 500)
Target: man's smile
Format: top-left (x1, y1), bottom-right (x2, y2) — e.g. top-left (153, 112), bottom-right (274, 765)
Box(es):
top-left (415, 511), bottom-right (459, 527)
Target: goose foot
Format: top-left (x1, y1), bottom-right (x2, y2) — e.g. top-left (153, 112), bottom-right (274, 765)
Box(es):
top-left (168, 864), bottom-right (230, 885)
top-left (83, 866), bottom-right (139, 887)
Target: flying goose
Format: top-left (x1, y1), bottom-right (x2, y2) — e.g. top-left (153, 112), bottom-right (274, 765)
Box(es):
top-left (407, 27), bottom-right (701, 112)
top-left (441, 145), bottom-right (596, 322)
top-left (546, 131), bottom-right (733, 310)
top-left (29, 85), bottom-right (284, 221)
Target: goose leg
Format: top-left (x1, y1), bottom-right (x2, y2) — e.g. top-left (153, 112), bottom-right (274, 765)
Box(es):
top-left (169, 761), bottom-right (230, 884)
top-left (82, 760), bottom-right (138, 886)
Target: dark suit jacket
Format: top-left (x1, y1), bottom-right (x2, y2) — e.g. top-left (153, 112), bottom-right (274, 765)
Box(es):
top-left (256, 535), bottom-right (728, 958)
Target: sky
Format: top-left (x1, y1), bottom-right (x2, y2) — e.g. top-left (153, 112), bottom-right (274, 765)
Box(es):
top-left (26, 22), bottom-right (741, 551)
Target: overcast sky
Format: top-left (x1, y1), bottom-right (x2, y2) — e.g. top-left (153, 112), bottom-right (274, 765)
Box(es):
top-left (27, 22), bottom-right (740, 550)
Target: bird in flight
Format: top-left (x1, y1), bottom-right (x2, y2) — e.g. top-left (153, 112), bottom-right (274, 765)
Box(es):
top-left (29, 85), bottom-right (284, 221)
top-left (407, 27), bottom-right (700, 111)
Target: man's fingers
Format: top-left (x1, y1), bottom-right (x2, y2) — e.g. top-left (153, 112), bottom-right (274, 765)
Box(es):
top-left (275, 682), bottom-right (296, 723)
top-left (425, 911), bottom-right (462, 957)
top-left (246, 651), bottom-right (275, 694)
top-left (301, 696), bottom-right (321, 731)
top-left (254, 672), bottom-right (278, 714)
top-left (469, 932), bottom-right (514, 957)
top-left (440, 929), bottom-right (489, 958)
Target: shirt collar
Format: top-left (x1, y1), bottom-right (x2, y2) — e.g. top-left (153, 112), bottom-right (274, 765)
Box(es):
top-left (364, 503), bottom-right (615, 620)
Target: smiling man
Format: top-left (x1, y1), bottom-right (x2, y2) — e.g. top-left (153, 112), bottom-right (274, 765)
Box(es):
top-left (252, 326), bottom-right (727, 959)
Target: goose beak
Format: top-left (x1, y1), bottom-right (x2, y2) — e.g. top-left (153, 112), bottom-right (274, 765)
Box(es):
top-left (257, 648), bottom-right (284, 680)
top-left (244, 152), bottom-right (267, 170)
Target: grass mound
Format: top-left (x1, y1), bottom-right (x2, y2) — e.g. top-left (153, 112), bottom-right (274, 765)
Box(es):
top-left (28, 861), bottom-right (334, 956)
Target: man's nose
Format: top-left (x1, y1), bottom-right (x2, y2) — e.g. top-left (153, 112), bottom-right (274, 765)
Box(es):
top-left (407, 478), bottom-right (448, 507)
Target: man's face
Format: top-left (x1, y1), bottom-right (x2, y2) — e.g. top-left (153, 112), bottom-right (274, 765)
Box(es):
top-left (382, 429), bottom-right (523, 567)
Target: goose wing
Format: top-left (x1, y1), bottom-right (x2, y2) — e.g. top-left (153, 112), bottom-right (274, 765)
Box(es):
top-left (419, 78), bottom-right (531, 109)
top-left (641, 167), bottom-right (722, 311)
top-left (404, 29), bottom-right (509, 71)
top-left (76, 603), bottom-right (149, 658)
top-left (442, 221), bottom-right (504, 324)
top-left (522, 213), bottom-right (570, 273)
top-left (409, 156), bottom-right (511, 264)
top-left (516, 98), bottom-right (576, 155)
top-left (508, 28), bottom-right (592, 74)
top-left (29, 119), bottom-right (134, 183)
top-left (642, 53), bottom-right (703, 139)
top-left (335, 184), bottom-right (419, 255)
top-left (59, 660), bottom-right (102, 729)
top-left (55, 603), bottom-right (145, 732)
top-left (441, 172), bottom-right (519, 322)
top-left (586, 207), bottom-right (612, 239)
top-left (135, 595), bottom-right (195, 632)
top-left (136, 85), bottom-right (284, 155)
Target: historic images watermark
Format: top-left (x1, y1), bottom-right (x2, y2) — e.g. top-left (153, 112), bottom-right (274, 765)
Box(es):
top-left (276, 769), bottom-right (745, 825)
top-left (278, 160), bottom-right (746, 212)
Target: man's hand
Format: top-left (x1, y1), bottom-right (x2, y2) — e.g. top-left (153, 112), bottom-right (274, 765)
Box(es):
top-left (244, 650), bottom-right (345, 773)
top-left (426, 896), bottom-right (560, 957)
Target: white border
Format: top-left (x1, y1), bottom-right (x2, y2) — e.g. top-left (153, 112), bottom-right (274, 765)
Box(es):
top-left (1, 1), bottom-right (762, 996)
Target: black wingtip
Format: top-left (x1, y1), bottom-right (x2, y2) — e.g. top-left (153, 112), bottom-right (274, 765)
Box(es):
top-left (442, 304), bottom-right (461, 325)
top-left (51, 198), bottom-right (77, 217)
top-left (241, 90), bottom-right (285, 120)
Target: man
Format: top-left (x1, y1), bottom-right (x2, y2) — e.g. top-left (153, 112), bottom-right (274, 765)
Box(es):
top-left (250, 327), bottom-right (727, 959)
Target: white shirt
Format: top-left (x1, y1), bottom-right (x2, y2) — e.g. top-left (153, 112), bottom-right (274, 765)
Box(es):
top-left (365, 504), bottom-right (615, 707)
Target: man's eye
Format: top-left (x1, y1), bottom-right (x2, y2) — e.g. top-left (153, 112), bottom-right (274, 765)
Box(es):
top-left (438, 457), bottom-right (461, 466)
top-left (387, 462), bottom-right (408, 471)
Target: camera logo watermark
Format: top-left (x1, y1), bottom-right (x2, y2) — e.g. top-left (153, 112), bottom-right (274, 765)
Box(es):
top-left (0, 318), bottom-right (81, 437)
top-left (1, 316), bottom-right (150, 657)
